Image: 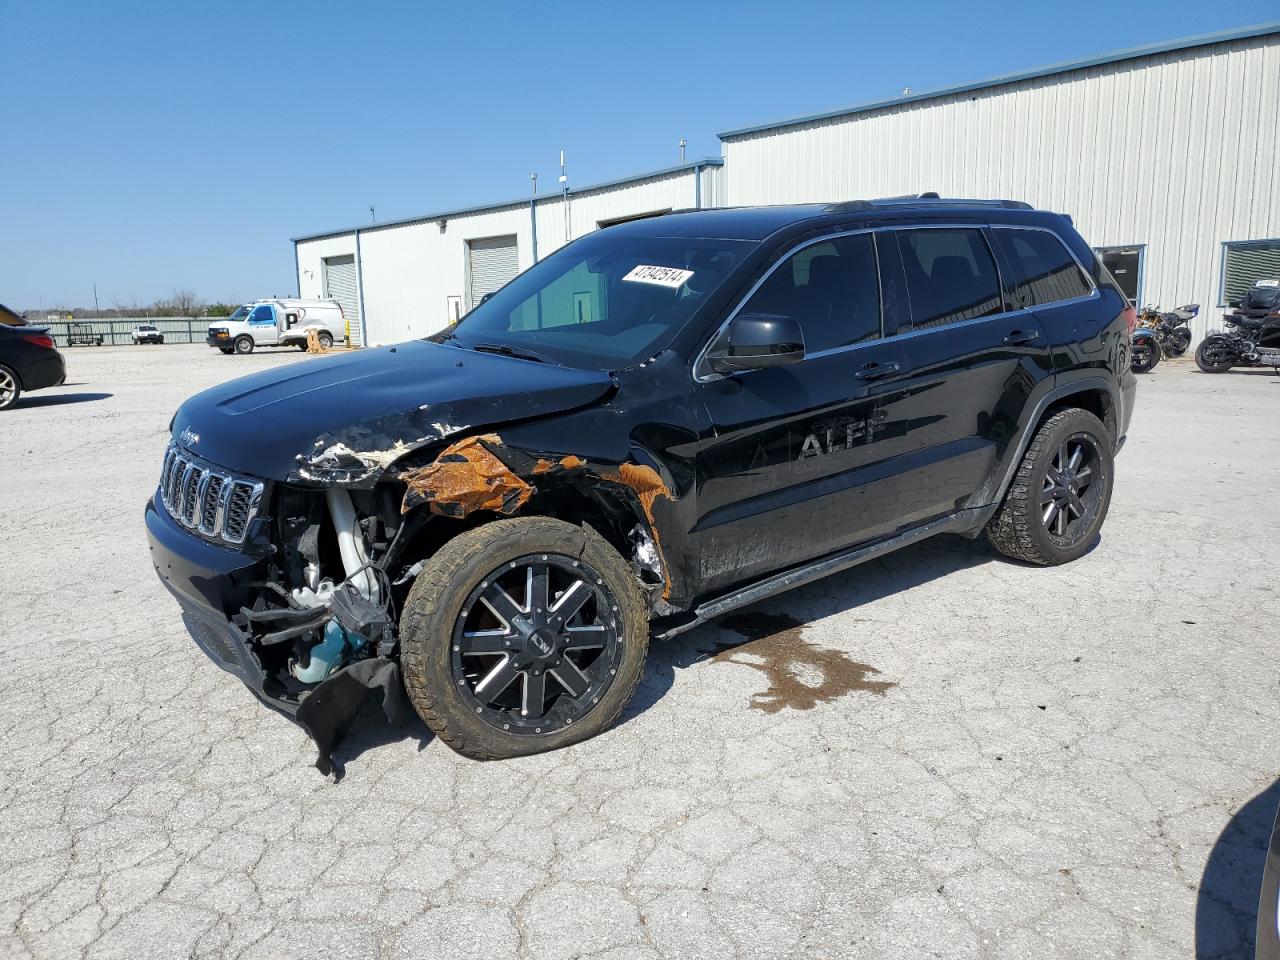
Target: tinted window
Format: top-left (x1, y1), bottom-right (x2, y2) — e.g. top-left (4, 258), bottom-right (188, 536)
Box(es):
top-left (738, 233), bottom-right (881, 353)
top-left (249, 305), bottom-right (274, 322)
top-left (897, 229), bottom-right (1003, 330)
top-left (996, 229), bottom-right (1093, 307)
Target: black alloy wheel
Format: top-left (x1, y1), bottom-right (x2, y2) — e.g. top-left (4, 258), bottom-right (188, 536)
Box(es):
top-left (451, 555), bottom-right (622, 734)
top-left (985, 408), bottom-right (1114, 566)
top-left (400, 516), bottom-right (649, 760)
top-left (1040, 436), bottom-right (1103, 546)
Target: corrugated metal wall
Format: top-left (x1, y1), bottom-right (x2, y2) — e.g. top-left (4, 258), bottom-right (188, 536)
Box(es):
top-left (295, 167), bottom-right (708, 346)
top-left (722, 34), bottom-right (1280, 343)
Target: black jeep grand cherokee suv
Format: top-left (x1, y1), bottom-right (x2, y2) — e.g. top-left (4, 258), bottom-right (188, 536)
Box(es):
top-left (146, 197), bottom-right (1137, 768)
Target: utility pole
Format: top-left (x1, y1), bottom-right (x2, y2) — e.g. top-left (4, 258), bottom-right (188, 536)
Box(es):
top-left (530, 173), bottom-right (539, 264)
top-left (369, 205), bottom-right (376, 224)
top-left (93, 284), bottom-right (100, 318)
top-left (559, 150), bottom-right (570, 244)
top-left (679, 138), bottom-right (687, 163)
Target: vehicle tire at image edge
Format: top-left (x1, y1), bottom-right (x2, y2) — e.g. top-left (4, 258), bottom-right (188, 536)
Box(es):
top-left (399, 516), bottom-right (649, 760)
top-left (0, 363), bottom-right (22, 410)
top-left (985, 407), bottom-right (1114, 566)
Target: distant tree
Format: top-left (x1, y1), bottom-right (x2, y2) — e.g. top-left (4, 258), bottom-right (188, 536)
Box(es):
top-left (204, 303), bottom-right (236, 317)
top-left (169, 288), bottom-right (199, 317)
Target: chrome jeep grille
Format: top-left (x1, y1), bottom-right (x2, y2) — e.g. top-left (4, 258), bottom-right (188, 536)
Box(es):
top-left (159, 443), bottom-right (263, 545)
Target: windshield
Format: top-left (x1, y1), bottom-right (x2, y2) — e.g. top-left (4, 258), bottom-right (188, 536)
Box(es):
top-left (438, 231), bottom-right (755, 368)
top-left (228, 305), bottom-right (250, 321)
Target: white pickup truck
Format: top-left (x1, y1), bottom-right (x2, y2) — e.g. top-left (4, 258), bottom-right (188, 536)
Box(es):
top-left (206, 299), bottom-right (347, 354)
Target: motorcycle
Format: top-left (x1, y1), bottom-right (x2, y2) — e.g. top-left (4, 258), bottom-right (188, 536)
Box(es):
top-left (1141, 304), bottom-right (1197, 357)
top-left (1131, 303), bottom-right (1198, 372)
top-left (1195, 308), bottom-right (1280, 374)
top-left (1130, 326), bottom-right (1161, 373)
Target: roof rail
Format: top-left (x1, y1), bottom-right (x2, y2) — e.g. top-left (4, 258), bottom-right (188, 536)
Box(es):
top-left (823, 195), bottom-right (1033, 214)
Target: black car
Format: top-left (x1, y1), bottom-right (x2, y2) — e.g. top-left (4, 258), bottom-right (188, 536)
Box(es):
top-left (0, 324), bottom-right (67, 410)
top-left (145, 197), bottom-right (1137, 769)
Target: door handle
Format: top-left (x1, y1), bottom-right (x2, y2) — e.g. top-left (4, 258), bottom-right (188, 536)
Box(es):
top-left (854, 360), bottom-right (901, 381)
top-left (1004, 329), bottom-right (1040, 346)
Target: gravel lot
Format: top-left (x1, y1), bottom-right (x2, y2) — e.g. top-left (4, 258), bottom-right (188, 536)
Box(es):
top-left (2, 343), bottom-right (1277, 960)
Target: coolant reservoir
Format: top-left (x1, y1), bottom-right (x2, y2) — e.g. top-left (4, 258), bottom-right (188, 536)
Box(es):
top-left (291, 620), bottom-right (365, 684)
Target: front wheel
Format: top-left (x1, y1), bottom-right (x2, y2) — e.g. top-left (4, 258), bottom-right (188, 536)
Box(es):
top-left (233, 335), bottom-right (254, 355)
top-left (986, 408), bottom-right (1114, 566)
top-left (400, 516), bottom-right (649, 760)
top-left (0, 364), bottom-right (21, 410)
top-left (1195, 338), bottom-right (1235, 374)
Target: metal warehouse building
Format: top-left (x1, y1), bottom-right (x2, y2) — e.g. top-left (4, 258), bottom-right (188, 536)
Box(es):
top-left (294, 22), bottom-right (1279, 347)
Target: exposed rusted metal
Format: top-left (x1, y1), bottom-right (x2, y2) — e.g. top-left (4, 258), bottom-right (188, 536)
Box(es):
top-left (401, 434), bottom-right (532, 518)
top-left (532, 454), bottom-right (586, 475)
top-left (599, 463), bottom-right (673, 598)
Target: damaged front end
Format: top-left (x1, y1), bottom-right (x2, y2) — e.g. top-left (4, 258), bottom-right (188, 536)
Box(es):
top-left (147, 428), bottom-right (676, 775)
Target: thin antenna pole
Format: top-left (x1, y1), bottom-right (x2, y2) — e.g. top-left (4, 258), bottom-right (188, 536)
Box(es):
top-left (559, 150), bottom-right (570, 244)
top-left (369, 205), bottom-right (376, 224)
top-left (679, 138), bottom-right (687, 163)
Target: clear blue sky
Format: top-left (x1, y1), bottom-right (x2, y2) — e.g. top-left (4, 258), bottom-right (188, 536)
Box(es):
top-left (2, 0), bottom-right (1274, 311)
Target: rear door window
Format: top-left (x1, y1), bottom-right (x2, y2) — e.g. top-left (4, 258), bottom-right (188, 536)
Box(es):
top-left (738, 232), bottom-right (881, 353)
top-left (896, 229), bottom-right (1003, 331)
top-left (993, 228), bottom-right (1094, 308)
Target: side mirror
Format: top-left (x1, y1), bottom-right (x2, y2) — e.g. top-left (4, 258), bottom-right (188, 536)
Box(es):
top-left (707, 313), bottom-right (805, 374)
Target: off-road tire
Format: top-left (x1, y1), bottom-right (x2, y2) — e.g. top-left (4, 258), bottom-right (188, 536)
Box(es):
top-left (985, 408), bottom-right (1114, 566)
top-left (400, 516), bottom-right (649, 760)
top-left (233, 335), bottom-right (254, 355)
top-left (0, 364), bottom-right (22, 410)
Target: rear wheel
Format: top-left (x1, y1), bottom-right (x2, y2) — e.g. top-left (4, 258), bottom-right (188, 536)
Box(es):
top-left (986, 408), bottom-right (1114, 566)
top-left (1195, 337), bottom-right (1234, 373)
top-left (0, 364), bottom-right (21, 410)
top-left (1131, 340), bottom-right (1159, 373)
top-left (400, 516), bottom-right (648, 760)
top-left (1167, 329), bottom-right (1191, 356)
top-left (317, 331), bottom-right (334, 349)
top-left (233, 335), bottom-right (254, 355)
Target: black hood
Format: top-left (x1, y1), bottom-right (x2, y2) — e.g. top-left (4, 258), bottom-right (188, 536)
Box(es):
top-left (171, 341), bottom-right (616, 482)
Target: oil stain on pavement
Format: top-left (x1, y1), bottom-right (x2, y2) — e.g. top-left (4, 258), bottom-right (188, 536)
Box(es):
top-left (709, 611), bottom-right (895, 713)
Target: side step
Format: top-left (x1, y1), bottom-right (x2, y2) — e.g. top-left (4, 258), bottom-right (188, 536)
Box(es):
top-left (653, 510), bottom-right (977, 640)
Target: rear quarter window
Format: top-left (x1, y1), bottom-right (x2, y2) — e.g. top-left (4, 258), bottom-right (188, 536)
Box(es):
top-left (993, 228), bottom-right (1094, 308)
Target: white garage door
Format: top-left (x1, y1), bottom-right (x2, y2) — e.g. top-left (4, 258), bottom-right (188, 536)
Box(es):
top-left (323, 254), bottom-right (361, 346)
top-left (467, 235), bottom-right (519, 309)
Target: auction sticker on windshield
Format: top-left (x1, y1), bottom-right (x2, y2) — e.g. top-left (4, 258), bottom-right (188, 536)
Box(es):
top-left (623, 265), bottom-right (694, 289)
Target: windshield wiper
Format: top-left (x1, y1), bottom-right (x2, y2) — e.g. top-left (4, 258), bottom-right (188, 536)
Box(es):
top-left (470, 342), bottom-right (559, 365)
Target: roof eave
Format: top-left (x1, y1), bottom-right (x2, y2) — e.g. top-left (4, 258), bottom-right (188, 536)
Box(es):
top-left (718, 20), bottom-right (1280, 140)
